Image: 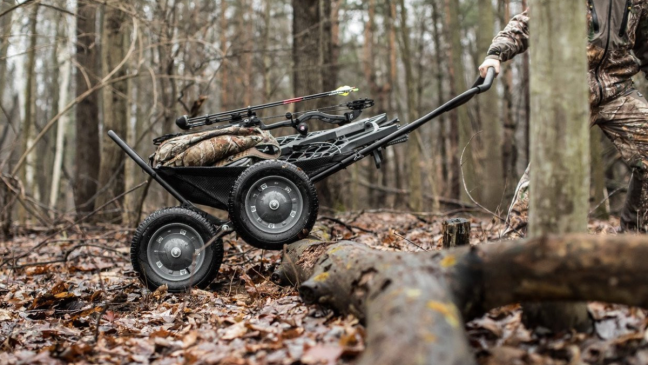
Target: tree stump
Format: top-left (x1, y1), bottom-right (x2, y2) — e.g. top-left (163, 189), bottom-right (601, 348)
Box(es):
top-left (442, 218), bottom-right (471, 248)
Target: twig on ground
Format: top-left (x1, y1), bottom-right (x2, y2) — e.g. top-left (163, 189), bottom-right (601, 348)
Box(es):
top-left (319, 216), bottom-right (376, 234)
top-left (0, 181), bottom-right (147, 268)
top-left (94, 304), bottom-right (109, 343)
top-left (8, 243), bottom-right (127, 269)
top-left (391, 230), bottom-right (427, 251)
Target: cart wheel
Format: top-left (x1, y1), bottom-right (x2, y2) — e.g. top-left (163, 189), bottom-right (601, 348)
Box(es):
top-left (131, 207), bottom-right (224, 292)
top-left (228, 160), bottom-right (319, 250)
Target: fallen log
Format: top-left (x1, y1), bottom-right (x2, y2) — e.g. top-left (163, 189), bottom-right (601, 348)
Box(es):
top-left (272, 234), bottom-right (648, 365)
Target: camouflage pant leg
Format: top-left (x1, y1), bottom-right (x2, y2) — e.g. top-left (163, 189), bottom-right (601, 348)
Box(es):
top-left (595, 89), bottom-right (648, 231)
top-left (503, 165), bottom-right (530, 239)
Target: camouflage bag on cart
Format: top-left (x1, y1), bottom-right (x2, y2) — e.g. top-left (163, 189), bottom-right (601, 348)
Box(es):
top-left (151, 126), bottom-right (280, 168)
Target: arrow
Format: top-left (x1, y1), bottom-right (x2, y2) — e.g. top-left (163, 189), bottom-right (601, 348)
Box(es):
top-left (177, 86), bottom-right (361, 130)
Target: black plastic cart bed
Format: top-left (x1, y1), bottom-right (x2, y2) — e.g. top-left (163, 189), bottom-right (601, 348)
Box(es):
top-left (109, 69), bottom-right (496, 291)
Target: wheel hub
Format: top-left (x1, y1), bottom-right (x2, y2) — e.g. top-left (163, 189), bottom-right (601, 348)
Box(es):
top-left (170, 246), bottom-right (182, 258)
top-left (245, 176), bottom-right (304, 234)
top-left (147, 223), bottom-right (205, 282)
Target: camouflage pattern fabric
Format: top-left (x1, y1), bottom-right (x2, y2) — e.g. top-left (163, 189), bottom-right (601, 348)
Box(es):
top-left (487, 1), bottom-right (648, 106)
top-left (595, 89), bottom-right (648, 231)
top-left (151, 126), bottom-right (280, 167)
top-left (503, 89), bottom-right (648, 237)
top-left (503, 166), bottom-right (530, 239)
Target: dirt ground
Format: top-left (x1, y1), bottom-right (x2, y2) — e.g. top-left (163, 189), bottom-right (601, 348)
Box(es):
top-left (1, 212), bottom-right (646, 365)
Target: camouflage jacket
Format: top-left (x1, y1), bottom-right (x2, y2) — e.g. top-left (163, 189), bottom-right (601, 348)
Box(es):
top-left (151, 126), bottom-right (280, 167)
top-left (487, 1), bottom-right (648, 106)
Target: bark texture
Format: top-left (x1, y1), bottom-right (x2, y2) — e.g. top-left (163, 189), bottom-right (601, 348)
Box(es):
top-left (74, 1), bottom-right (101, 214)
top-left (273, 234), bottom-right (648, 365)
top-left (292, 0), bottom-right (338, 208)
top-left (18, 4), bottom-right (39, 223)
top-left (527, 0), bottom-right (591, 332)
top-left (445, 0), bottom-right (474, 201)
top-left (95, 5), bottom-right (129, 222)
top-left (478, 0), bottom-right (504, 210)
top-left (398, 0), bottom-right (423, 211)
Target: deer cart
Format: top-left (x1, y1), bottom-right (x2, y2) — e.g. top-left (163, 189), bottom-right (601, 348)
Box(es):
top-left (109, 68), bottom-right (496, 291)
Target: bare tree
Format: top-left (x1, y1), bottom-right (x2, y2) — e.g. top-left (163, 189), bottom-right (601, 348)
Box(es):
top-left (477, 0), bottom-right (504, 210)
top-left (397, 0), bottom-right (423, 211)
top-left (74, 1), bottom-right (101, 215)
top-left (524, 0), bottom-right (592, 332)
top-left (95, 2), bottom-right (130, 222)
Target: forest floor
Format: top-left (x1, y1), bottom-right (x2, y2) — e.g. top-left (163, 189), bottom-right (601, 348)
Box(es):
top-left (0, 211), bottom-right (646, 365)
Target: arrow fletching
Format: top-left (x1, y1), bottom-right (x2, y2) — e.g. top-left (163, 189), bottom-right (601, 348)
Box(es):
top-left (333, 86), bottom-right (359, 97)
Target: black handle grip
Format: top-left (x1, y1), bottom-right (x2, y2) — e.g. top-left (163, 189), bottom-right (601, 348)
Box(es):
top-left (176, 116), bottom-right (190, 130)
top-left (471, 67), bottom-right (496, 93)
top-left (472, 67), bottom-right (496, 93)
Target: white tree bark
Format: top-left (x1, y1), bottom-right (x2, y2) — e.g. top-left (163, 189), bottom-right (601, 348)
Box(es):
top-left (49, 18), bottom-right (73, 211)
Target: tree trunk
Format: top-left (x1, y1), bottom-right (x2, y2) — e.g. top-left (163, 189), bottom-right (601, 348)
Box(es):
top-left (292, 0), bottom-right (338, 209)
top-left (122, 79), bottom-right (139, 226)
top-left (447, 0), bottom-right (477, 204)
top-left (74, 1), bottom-right (101, 215)
top-left (398, 0), bottom-right (423, 212)
top-left (261, 1), bottom-right (272, 103)
top-left (500, 0), bottom-right (518, 199)
top-left (431, 0), bottom-right (448, 196)
top-left (220, 0), bottom-right (229, 110)
top-left (95, 5), bottom-right (129, 222)
top-left (526, 0), bottom-right (591, 332)
top-left (385, 0), bottom-right (402, 208)
top-left (292, 0), bottom-right (323, 112)
top-left (477, 0), bottom-right (504, 211)
top-left (238, 0), bottom-right (253, 106)
top-left (273, 234), bottom-right (648, 365)
top-left (18, 4), bottom-right (39, 224)
top-left (49, 17), bottom-right (73, 211)
top-left (520, 0), bottom-right (531, 175)
top-left (443, 0), bottom-right (460, 200)
top-left (0, 0), bottom-right (15, 142)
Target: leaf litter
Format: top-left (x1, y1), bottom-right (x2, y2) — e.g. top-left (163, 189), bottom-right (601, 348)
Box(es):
top-left (0, 213), bottom-right (646, 364)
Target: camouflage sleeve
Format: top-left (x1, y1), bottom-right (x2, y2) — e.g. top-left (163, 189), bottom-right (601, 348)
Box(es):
top-left (486, 10), bottom-right (530, 62)
top-left (633, 5), bottom-right (648, 79)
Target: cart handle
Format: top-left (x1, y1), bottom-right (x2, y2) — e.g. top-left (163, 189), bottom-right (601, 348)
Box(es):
top-left (442, 66), bottom-right (496, 111)
top-left (310, 68), bottom-right (497, 182)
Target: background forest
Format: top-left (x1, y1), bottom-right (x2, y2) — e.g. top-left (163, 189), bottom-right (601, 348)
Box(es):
top-left (5, 2), bottom-right (648, 365)
top-left (0, 0), bottom-right (635, 230)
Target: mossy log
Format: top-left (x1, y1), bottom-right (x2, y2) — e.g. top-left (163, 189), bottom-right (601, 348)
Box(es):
top-left (272, 235), bottom-right (648, 365)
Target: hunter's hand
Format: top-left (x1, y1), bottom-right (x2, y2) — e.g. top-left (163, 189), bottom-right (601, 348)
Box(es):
top-left (479, 59), bottom-right (501, 78)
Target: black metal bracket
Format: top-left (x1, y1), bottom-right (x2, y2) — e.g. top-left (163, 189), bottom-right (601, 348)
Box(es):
top-left (372, 148), bottom-right (383, 169)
